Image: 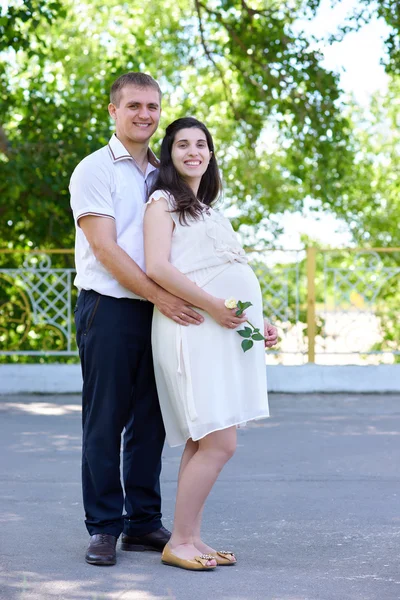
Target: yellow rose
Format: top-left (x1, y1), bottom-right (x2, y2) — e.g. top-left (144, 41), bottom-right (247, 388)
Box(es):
top-left (224, 297), bottom-right (238, 309)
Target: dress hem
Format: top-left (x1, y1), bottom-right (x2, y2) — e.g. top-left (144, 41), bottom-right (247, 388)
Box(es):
top-left (166, 412), bottom-right (270, 448)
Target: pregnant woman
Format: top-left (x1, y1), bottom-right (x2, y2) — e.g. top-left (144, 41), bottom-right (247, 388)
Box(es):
top-left (144, 117), bottom-right (276, 571)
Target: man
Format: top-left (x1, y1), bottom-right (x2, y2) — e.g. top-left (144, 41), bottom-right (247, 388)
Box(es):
top-left (70, 73), bottom-right (205, 566)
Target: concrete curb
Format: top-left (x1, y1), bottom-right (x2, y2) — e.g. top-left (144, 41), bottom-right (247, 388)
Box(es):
top-left (1, 364), bottom-right (400, 394)
top-left (267, 364), bottom-right (400, 393)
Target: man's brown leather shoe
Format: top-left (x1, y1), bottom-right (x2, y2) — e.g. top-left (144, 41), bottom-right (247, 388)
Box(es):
top-left (120, 526), bottom-right (171, 552)
top-left (85, 534), bottom-right (117, 566)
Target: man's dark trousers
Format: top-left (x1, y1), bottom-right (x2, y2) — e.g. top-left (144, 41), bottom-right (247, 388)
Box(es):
top-left (75, 290), bottom-right (166, 538)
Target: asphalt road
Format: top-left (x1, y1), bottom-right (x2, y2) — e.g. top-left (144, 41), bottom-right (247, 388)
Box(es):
top-left (1, 392), bottom-right (400, 600)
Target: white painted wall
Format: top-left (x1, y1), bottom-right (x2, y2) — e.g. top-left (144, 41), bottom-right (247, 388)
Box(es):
top-left (0, 364), bottom-right (399, 395)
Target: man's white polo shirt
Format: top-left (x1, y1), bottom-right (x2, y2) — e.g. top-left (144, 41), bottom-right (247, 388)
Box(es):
top-left (69, 134), bottom-right (158, 300)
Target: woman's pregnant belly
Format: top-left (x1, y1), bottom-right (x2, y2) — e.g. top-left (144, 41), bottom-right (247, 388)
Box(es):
top-left (152, 261), bottom-right (264, 352)
top-left (199, 262), bottom-right (263, 324)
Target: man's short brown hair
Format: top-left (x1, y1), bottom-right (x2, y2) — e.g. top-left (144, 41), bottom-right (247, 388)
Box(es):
top-left (110, 72), bottom-right (162, 107)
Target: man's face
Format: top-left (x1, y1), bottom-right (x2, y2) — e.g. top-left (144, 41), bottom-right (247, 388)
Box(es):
top-left (108, 85), bottom-right (161, 145)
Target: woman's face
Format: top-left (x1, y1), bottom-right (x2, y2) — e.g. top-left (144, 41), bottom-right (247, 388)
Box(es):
top-left (171, 127), bottom-right (212, 184)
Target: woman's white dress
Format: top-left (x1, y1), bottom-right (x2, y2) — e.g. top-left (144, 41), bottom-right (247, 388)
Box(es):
top-left (148, 189), bottom-right (269, 447)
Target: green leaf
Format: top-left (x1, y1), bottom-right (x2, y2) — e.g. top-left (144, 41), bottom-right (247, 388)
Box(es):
top-left (238, 327), bottom-right (252, 338)
top-left (241, 339), bottom-right (254, 353)
top-left (238, 301), bottom-right (253, 311)
top-left (236, 300), bottom-right (252, 317)
top-left (252, 333), bottom-right (265, 341)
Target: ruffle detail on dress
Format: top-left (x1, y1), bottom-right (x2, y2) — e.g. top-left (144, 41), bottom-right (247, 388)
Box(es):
top-left (145, 190), bottom-right (179, 225)
top-left (146, 191), bottom-right (170, 206)
top-left (204, 212), bottom-right (248, 265)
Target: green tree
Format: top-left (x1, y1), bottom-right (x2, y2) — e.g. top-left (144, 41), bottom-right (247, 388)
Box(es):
top-left (1, 0), bottom-right (356, 250)
top-left (346, 81), bottom-right (400, 248)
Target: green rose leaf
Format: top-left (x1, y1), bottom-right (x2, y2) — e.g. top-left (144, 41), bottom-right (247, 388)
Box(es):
top-left (236, 300), bottom-right (253, 317)
top-left (252, 333), bottom-right (265, 341)
top-left (238, 327), bottom-right (252, 338)
top-left (241, 339), bottom-right (254, 353)
top-left (240, 301), bottom-right (253, 311)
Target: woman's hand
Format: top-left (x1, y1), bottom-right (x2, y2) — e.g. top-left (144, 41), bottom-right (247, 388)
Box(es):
top-left (207, 298), bottom-right (247, 329)
top-left (264, 319), bottom-right (278, 348)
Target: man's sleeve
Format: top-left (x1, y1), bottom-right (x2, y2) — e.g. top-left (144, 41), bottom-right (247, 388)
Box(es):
top-left (69, 159), bottom-right (115, 226)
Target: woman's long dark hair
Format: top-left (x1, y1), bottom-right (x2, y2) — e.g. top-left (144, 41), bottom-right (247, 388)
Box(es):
top-left (149, 117), bottom-right (222, 224)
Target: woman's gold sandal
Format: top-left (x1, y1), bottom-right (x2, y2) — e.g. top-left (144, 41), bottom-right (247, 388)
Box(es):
top-left (161, 544), bottom-right (217, 571)
top-left (210, 550), bottom-right (237, 566)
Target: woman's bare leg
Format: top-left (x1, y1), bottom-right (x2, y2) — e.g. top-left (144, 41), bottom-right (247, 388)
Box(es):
top-left (168, 426), bottom-right (237, 562)
top-left (175, 440), bottom-right (212, 554)
top-left (173, 433), bottom-right (236, 560)
top-left (192, 497), bottom-right (235, 561)
top-left (176, 437), bottom-right (235, 559)
top-left (177, 438), bottom-right (198, 484)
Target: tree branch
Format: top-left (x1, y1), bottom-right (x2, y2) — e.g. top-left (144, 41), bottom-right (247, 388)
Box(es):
top-left (0, 125), bottom-right (10, 155)
top-left (196, 0), bottom-right (286, 87)
top-left (240, 0), bottom-right (273, 18)
top-left (194, 0), bottom-right (242, 120)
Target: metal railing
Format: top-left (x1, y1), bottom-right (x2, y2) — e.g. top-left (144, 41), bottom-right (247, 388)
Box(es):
top-left (0, 250), bottom-right (76, 358)
top-left (307, 247), bottom-right (400, 365)
top-left (0, 248), bottom-right (399, 364)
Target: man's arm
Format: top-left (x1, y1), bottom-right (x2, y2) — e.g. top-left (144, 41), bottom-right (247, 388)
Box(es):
top-left (79, 215), bottom-right (203, 326)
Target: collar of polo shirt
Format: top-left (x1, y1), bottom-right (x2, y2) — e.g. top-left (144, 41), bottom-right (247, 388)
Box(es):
top-left (108, 133), bottom-right (160, 168)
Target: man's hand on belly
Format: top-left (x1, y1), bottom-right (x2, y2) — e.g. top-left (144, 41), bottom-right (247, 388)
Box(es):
top-left (154, 289), bottom-right (204, 327)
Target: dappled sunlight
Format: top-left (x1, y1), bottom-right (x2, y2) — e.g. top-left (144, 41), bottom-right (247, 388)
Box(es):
top-left (8, 431), bottom-right (81, 454)
top-left (269, 598), bottom-right (317, 600)
top-left (0, 570), bottom-right (174, 600)
top-left (0, 402), bottom-right (81, 416)
top-left (336, 426), bottom-right (400, 437)
top-left (0, 569), bottom-right (317, 600)
top-left (0, 512), bottom-right (23, 523)
top-left (315, 415), bottom-right (400, 436)
top-left (318, 416), bottom-right (348, 421)
top-left (36, 578), bottom-right (163, 600)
